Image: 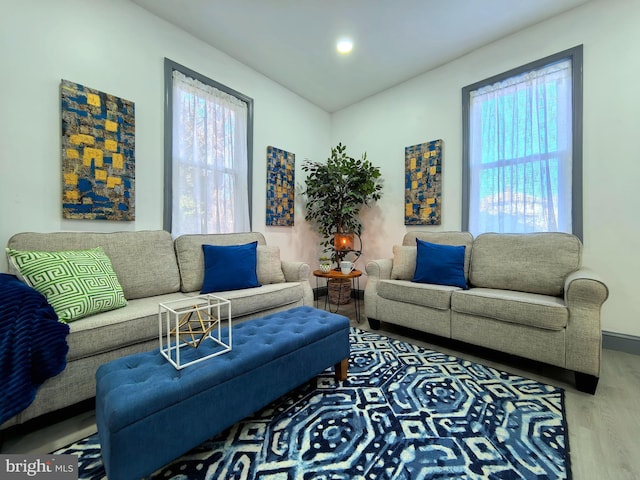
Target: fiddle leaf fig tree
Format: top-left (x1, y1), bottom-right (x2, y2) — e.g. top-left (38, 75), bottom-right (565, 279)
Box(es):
top-left (302, 143), bottom-right (383, 253)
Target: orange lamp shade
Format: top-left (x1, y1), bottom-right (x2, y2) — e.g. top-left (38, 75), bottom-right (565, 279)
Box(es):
top-left (334, 233), bottom-right (354, 251)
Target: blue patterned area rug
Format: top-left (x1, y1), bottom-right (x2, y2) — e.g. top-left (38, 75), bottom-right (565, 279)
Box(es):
top-left (54, 328), bottom-right (571, 479)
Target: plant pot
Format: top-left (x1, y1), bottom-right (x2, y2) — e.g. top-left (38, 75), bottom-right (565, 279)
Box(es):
top-left (320, 263), bottom-right (332, 273)
top-left (328, 278), bottom-right (351, 305)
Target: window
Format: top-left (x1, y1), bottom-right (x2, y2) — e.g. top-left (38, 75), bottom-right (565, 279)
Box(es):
top-left (164, 59), bottom-right (253, 236)
top-left (462, 46), bottom-right (583, 239)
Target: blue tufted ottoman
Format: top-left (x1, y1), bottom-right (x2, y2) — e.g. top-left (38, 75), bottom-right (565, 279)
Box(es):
top-left (95, 306), bottom-right (350, 480)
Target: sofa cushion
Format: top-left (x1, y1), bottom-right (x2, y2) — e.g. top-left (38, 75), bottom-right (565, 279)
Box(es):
top-left (6, 247), bottom-right (127, 323)
top-left (451, 288), bottom-right (568, 331)
top-left (216, 283), bottom-right (306, 317)
top-left (377, 279), bottom-right (458, 310)
top-left (469, 233), bottom-right (582, 296)
top-left (66, 282), bottom-right (306, 362)
top-left (413, 239), bottom-right (467, 289)
top-left (201, 242), bottom-right (261, 294)
top-left (257, 246), bottom-right (286, 284)
top-left (66, 292), bottom-right (187, 362)
top-left (174, 233), bottom-right (268, 293)
top-left (7, 231), bottom-right (181, 300)
top-left (390, 246), bottom-right (416, 280)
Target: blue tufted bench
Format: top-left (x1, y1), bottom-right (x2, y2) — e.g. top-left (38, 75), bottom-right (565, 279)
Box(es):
top-left (95, 306), bottom-right (350, 480)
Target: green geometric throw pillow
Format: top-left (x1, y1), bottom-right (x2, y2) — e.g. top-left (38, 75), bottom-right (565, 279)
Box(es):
top-left (6, 246), bottom-right (127, 323)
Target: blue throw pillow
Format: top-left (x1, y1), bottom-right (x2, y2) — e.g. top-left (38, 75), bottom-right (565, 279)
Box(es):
top-left (412, 239), bottom-right (467, 289)
top-left (201, 241), bottom-right (261, 294)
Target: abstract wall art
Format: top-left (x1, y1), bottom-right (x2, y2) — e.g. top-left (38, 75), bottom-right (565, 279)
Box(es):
top-left (266, 146), bottom-right (295, 226)
top-left (60, 79), bottom-right (135, 221)
top-left (405, 139), bottom-right (442, 225)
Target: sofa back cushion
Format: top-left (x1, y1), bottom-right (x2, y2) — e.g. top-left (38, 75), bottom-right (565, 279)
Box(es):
top-left (7, 231), bottom-right (181, 300)
top-left (400, 231), bottom-right (474, 281)
top-left (470, 232), bottom-right (582, 296)
top-left (174, 232), bottom-right (268, 293)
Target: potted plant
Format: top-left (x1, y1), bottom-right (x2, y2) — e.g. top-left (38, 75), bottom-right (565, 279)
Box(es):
top-left (302, 142), bottom-right (383, 262)
top-left (319, 255), bottom-right (333, 273)
top-left (303, 143), bottom-right (383, 305)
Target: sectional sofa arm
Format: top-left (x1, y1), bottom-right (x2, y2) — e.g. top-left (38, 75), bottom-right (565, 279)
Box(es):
top-left (364, 259), bottom-right (393, 324)
top-left (564, 268), bottom-right (609, 309)
top-left (281, 261), bottom-right (311, 283)
top-left (564, 267), bottom-right (609, 382)
top-left (365, 258), bottom-right (393, 281)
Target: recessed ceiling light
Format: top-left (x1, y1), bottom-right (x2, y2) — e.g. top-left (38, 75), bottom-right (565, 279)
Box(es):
top-left (337, 39), bottom-right (353, 54)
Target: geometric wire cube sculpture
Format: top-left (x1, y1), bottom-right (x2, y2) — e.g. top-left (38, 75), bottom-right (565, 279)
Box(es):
top-left (158, 294), bottom-right (232, 370)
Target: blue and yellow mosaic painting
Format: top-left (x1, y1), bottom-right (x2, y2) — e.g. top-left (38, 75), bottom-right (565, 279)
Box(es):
top-left (266, 146), bottom-right (294, 226)
top-left (405, 139), bottom-right (442, 225)
top-left (61, 80), bottom-right (135, 221)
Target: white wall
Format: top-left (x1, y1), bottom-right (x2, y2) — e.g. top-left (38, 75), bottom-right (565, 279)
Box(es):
top-left (0, 0), bottom-right (330, 272)
top-left (331, 0), bottom-right (640, 337)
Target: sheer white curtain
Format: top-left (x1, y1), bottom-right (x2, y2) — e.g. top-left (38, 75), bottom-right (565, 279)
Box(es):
top-left (468, 59), bottom-right (573, 236)
top-left (171, 71), bottom-right (250, 236)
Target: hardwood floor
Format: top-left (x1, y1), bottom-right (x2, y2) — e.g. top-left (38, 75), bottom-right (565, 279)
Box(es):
top-left (2, 301), bottom-right (639, 480)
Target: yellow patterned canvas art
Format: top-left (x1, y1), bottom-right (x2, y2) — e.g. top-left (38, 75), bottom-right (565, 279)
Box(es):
top-left (61, 80), bottom-right (135, 220)
top-left (266, 146), bottom-right (294, 226)
top-left (405, 139), bottom-right (442, 225)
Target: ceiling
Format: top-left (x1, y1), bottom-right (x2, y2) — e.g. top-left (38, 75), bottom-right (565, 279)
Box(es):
top-left (131, 0), bottom-right (591, 112)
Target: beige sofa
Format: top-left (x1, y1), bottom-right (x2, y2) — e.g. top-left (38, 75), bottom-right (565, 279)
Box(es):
top-left (365, 231), bottom-right (609, 393)
top-left (2, 230), bottom-right (313, 431)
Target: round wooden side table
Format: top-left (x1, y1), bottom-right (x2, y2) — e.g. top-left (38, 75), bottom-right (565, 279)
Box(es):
top-left (312, 269), bottom-right (362, 323)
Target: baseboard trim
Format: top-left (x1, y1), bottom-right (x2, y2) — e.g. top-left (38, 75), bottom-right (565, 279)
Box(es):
top-left (312, 286), bottom-right (328, 301)
top-left (313, 287), bottom-right (363, 301)
top-left (602, 331), bottom-right (640, 356)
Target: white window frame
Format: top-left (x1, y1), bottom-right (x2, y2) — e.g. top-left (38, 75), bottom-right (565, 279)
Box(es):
top-left (462, 46), bottom-right (583, 240)
top-left (163, 58), bottom-right (253, 234)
